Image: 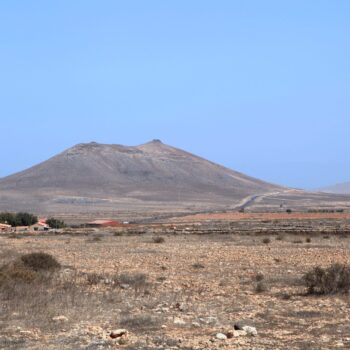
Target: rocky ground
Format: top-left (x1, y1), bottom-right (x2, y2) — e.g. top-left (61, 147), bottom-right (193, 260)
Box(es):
top-left (1, 221), bottom-right (350, 349)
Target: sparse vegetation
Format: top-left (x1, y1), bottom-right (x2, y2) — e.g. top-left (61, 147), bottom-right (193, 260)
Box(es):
top-left (1, 217), bottom-right (350, 348)
top-left (303, 264), bottom-right (350, 295)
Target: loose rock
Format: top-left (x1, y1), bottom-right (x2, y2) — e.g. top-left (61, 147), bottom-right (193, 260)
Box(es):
top-left (173, 317), bottom-right (186, 326)
top-left (216, 333), bottom-right (227, 340)
top-left (110, 329), bottom-right (128, 339)
top-left (52, 316), bottom-right (69, 323)
top-left (242, 326), bottom-right (258, 337)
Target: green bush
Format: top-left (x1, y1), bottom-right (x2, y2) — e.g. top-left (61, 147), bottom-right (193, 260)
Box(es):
top-left (16, 212), bottom-right (38, 226)
top-left (303, 264), bottom-right (350, 295)
top-left (46, 218), bottom-right (66, 229)
top-left (0, 212), bottom-right (38, 227)
top-left (0, 212), bottom-right (16, 226)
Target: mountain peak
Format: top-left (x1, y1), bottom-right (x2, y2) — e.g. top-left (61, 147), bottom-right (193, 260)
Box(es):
top-left (150, 139), bottom-right (162, 144)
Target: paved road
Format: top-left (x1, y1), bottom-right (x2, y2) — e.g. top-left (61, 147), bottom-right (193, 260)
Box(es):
top-left (237, 195), bottom-right (259, 211)
top-left (235, 189), bottom-right (293, 211)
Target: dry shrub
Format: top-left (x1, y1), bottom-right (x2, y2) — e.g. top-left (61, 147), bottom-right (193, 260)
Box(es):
top-left (192, 263), bottom-right (205, 269)
top-left (254, 272), bottom-right (265, 282)
top-left (303, 264), bottom-right (350, 295)
top-left (20, 252), bottom-right (61, 271)
top-left (117, 272), bottom-right (149, 294)
top-left (86, 272), bottom-right (102, 285)
top-left (120, 314), bottom-right (163, 332)
top-left (262, 238), bottom-right (271, 244)
top-left (0, 263), bottom-right (38, 286)
top-left (152, 236), bottom-right (165, 244)
top-left (0, 251), bottom-right (112, 331)
top-left (86, 236), bottom-right (102, 243)
top-left (119, 272), bottom-right (147, 286)
top-left (255, 281), bottom-right (267, 293)
top-left (0, 252), bottom-right (60, 288)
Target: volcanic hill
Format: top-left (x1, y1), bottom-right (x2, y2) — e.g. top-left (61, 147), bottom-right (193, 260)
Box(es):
top-left (0, 140), bottom-right (282, 218)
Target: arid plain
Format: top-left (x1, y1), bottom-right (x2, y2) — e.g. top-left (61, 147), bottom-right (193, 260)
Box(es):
top-left (1, 212), bottom-right (350, 350)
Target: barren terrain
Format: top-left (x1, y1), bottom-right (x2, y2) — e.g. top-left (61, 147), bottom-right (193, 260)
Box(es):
top-left (1, 216), bottom-right (350, 350)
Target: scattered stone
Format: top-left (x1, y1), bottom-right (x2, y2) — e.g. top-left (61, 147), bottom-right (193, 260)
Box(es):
top-left (19, 330), bottom-right (34, 336)
top-left (173, 317), bottom-right (186, 326)
top-left (199, 316), bottom-right (218, 326)
top-left (242, 326), bottom-right (258, 337)
top-left (120, 284), bottom-right (130, 289)
top-left (110, 329), bottom-right (128, 339)
top-left (192, 322), bottom-right (201, 328)
top-left (52, 316), bottom-right (69, 323)
top-left (234, 330), bottom-right (247, 337)
top-left (87, 340), bottom-right (111, 347)
top-left (175, 302), bottom-right (188, 312)
top-left (216, 333), bottom-right (227, 340)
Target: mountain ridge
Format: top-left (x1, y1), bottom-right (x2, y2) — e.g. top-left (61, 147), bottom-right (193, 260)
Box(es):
top-left (318, 181), bottom-right (350, 195)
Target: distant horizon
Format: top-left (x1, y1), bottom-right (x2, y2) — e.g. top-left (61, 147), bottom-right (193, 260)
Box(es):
top-left (1, 1), bottom-right (349, 189)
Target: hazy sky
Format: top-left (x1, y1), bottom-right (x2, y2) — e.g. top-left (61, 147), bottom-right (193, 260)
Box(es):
top-left (1, 1), bottom-right (349, 189)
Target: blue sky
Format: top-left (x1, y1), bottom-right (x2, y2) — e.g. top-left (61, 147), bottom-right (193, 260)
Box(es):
top-left (1, 1), bottom-right (349, 189)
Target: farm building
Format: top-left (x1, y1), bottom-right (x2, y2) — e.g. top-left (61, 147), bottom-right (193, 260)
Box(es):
top-left (15, 226), bottom-right (30, 232)
top-left (86, 219), bottom-right (121, 228)
top-left (0, 223), bottom-right (11, 232)
top-left (30, 221), bottom-right (50, 231)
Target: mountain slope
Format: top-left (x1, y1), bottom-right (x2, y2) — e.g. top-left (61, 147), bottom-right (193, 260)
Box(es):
top-left (319, 181), bottom-right (350, 194)
top-left (0, 140), bottom-right (283, 214)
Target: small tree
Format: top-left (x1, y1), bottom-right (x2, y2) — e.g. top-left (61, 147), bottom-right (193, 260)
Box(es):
top-left (15, 212), bottom-right (38, 226)
top-left (0, 212), bottom-right (17, 226)
top-left (46, 218), bottom-right (66, 229)
top-left (0, 212), bottom-right (37, 226)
